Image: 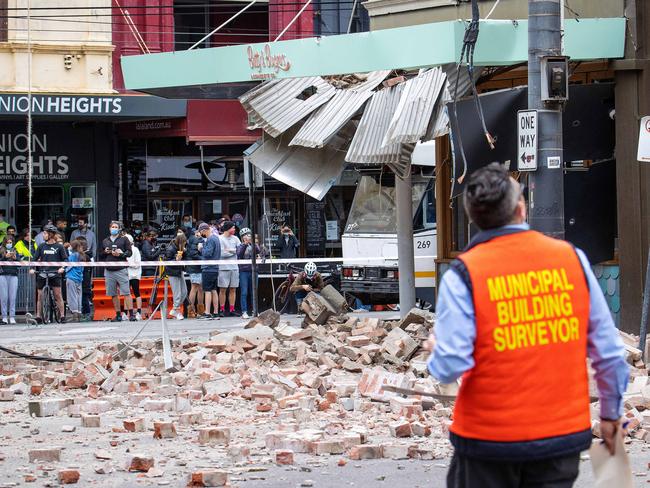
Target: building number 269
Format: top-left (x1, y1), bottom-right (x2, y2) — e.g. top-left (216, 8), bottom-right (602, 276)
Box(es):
top-left (416, 240), bottom-right (431, 249)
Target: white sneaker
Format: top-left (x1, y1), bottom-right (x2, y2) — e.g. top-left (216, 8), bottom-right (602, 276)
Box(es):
top-left (242, 312), bottom-right (250, 319)
top-left (168, 309), bottom-right (177, 319)
top-left (1, 318), bottom-right (7, 325)
top-left (175, 312), bottom-right (184, 321)
top-left (135, 312), bottom-right (142, 321)
top-left (9, 318), bottom-right (16, 325)
top-left (121, 312), bottom-right (128, 321)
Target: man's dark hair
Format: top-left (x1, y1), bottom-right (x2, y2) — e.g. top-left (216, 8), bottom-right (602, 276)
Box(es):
top-left (463, 163), bottom-right (519, 230)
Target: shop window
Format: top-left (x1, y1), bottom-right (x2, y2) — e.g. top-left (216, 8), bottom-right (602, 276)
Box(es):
top-left (174, 0), bottom-right (210, 50)
top-left (16, 186), bottom-right (64, 231)
top-left (259, 197), bottom-right (297, 257)
top-left (69, 185), bottom-right (97, 232)
top-left (148, 198), bottom-right (194, 243)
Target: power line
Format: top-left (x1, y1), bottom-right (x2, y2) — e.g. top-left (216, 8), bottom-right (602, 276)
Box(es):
top-left (0, 1), bottom-right (357, 11)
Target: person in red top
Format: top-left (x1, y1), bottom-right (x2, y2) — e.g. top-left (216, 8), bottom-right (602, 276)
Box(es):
top-left (427, 163), bottom-right (628, 488)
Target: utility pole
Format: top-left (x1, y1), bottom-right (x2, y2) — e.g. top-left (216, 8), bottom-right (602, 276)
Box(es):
top-left (527, 0), bottom-right (564, 239)
top-left (246, 158), bottom-right (259, 316)
top-left (395, 172), bottom-right (415, 317)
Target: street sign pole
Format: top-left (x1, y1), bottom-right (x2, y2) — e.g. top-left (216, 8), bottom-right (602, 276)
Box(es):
top-left (527, 0), bottom-right (565, 239)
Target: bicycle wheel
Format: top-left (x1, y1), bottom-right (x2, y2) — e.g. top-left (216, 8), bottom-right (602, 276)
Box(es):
top-left (41, 287), bottom-right (52, 324)
top-left (274, 281), bottom-right (291, 314)
top-left (52, 290), bottom-right (63, 323)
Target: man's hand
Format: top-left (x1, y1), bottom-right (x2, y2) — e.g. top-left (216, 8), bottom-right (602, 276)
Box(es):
top-left (57, 267), bottom-right (65, 274)
top-left (600, 419), bottom-right (621, 455)
top-left (303, 285), bottom-right (312, 292)
top-left (423, 333), bottom-right (436, 353)
top-left (29, 269), bottom-right (35, 275)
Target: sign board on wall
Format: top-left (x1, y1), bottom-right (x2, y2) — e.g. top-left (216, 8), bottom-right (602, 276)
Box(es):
top-left (305, 201), bottom-right (326, 254)
top-left (517, 110), bottom-right (538, 171)
top-left (0, 122), bottom-right (98, 181)
top-left (637, 116), bottom-right (650, 162)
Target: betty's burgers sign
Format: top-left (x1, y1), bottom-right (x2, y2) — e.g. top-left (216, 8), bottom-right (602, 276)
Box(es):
top-left (247, 44), bottom-right (291, 80)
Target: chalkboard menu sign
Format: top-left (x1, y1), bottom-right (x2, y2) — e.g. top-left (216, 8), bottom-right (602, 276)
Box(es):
top-left (148, 198), bottom-right (193, 243)
top-left (305, 201), bottom-right (326, 254)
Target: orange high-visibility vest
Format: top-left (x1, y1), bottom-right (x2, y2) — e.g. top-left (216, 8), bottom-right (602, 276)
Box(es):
top-left (452, 230), bottom-right (591, 442)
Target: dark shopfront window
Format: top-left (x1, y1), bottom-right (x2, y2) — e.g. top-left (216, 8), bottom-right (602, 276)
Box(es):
top-left (124, 138), bottom-right (280, 238)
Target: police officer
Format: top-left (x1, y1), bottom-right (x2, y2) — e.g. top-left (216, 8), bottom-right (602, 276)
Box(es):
top-left (426, 163), bottom-right (629, 488)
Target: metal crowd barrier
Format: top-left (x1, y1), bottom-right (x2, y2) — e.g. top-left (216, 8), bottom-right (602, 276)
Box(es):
top-left (16, 267), bottom-right (36, 315)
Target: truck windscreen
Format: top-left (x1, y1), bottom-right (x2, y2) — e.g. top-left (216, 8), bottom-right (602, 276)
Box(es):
top-left (344, 176), bottom-right (427, 233)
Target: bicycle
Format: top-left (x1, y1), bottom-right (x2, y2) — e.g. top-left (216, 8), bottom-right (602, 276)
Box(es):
top-left (38, 271), bottom-right (63, 324)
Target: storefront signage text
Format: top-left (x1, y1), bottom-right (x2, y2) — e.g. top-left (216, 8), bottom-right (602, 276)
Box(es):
top-left (247, 44), bottom-right (291, 80)
top-left (156, 206), bottom-right (181, 234)
top-left (0, 95), bottom-right (122, 115)
top-left (0, 132), bottom-right (69, 180)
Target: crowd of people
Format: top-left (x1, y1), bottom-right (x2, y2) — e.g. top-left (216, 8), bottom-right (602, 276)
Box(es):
top-left (0, 214), bottom-right (308, 324)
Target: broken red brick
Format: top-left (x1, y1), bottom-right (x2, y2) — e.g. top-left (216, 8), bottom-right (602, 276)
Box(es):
top-left (128, 455), bottom-right (154, 472)
top-left (153, 421), bottom-right (177, 439)
top-left (58, 470), bottom-right (80, 484)
top-left (274, 449), bottom-right (294, 465)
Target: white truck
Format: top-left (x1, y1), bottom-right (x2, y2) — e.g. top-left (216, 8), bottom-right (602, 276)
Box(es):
top-left (341, 142), bottom-right (437, 308)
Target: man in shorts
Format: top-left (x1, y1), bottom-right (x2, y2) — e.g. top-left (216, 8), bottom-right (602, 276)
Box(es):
top-left (218, 221), bottom-right (241, 317)
top-left (199, 222), bottom-right (221, 319)
top-left (101, 221), bottom-right (134, 322)
top-left (30, 224), bottom-right (67, 323)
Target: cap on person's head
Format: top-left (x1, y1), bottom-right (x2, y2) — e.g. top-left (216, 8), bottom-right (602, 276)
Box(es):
top-left (221, 221), bottom-right (235, 232)
top-left (463, 162), bottom-right (521, 231)
top-left (198, 222), bottom-right (210, 231)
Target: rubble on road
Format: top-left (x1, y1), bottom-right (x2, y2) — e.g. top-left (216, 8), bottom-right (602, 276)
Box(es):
top-left (1, 304), bottom-right (649, 486)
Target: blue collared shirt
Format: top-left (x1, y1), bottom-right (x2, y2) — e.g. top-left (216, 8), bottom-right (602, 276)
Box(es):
top-left (427, 223), bottom-right (629, 420)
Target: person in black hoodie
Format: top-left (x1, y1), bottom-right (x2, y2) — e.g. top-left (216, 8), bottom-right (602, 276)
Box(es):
top-left (163, 232), bottom-right (188, 320)
top-left (101, 221), bottom-right (134, 322)
top-left (140, 230), bottom-right (161, 276)
top-left (186, 227), bottom-right (204, 318)
top-left (0, 235), bottom-right (22, 324)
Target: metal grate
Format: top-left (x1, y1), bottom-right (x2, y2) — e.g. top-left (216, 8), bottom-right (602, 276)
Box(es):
top-left (16, 267), bottom-right (36, 314)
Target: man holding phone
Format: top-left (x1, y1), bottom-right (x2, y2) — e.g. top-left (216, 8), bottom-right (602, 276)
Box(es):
top-left (101, 221), bottom-right (134, 322)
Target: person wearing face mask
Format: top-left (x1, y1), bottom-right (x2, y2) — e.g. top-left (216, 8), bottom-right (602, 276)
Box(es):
top-left (181, 214), bottom-right (194, 237)
top-left (70, 216), bottom-right (96, 259)
top-left (101, 221), bottom-right (134, 322)
top-left (0, 235), bottom-right (22, 324)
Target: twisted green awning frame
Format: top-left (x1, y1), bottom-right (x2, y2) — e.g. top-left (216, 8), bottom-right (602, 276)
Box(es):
top-left (122, 18), bottom-right (625, 91)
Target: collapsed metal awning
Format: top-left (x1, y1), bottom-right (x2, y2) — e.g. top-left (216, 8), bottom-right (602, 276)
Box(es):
top-left (246, 126), bottom-right (353, 200)
top-left (242, 65), bottom-right (459, 193)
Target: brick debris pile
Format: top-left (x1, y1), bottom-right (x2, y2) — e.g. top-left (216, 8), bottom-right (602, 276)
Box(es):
top-left (0, 288), bottom-right (647, 486)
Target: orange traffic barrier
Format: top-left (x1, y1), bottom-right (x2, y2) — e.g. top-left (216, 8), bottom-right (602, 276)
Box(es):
top-left (92, 276), bottom-right (174, 321)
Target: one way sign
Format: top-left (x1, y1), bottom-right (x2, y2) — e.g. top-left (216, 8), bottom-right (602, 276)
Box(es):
top-left (517, 110), bottom-right (538, 171)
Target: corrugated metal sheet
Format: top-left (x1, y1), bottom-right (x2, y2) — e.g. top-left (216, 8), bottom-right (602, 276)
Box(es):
top-left (289, 70), bottom-right (390, 149)
top-left (239, 77), bottom-right (336, 138)
top-left (383, 67), bottom-right (447, 147)
top-left (345, 84), bottom-right (404, 165)
top-left (426, 64), bottom-right (482, 140)
top-left (247, 127), bottom-right (352, 201)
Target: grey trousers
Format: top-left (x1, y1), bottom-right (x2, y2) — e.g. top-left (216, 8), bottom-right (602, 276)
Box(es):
top-left (0, 275), bottom-right (17, 319)
top-left (66, 279), bottom-right (82, 314)
top-left (168, 276), bottom-right (188, 309)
